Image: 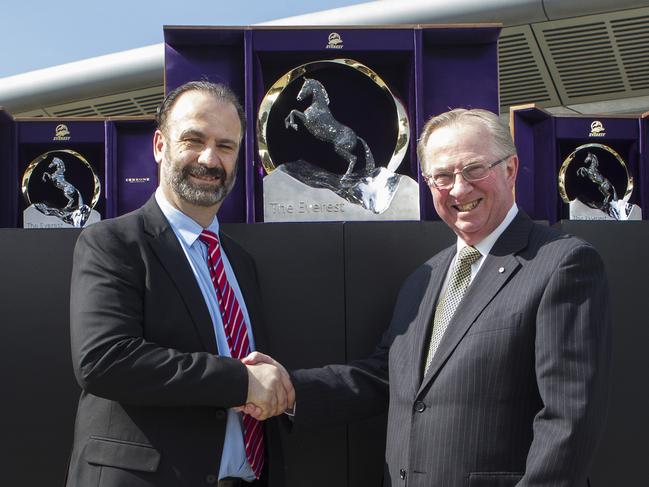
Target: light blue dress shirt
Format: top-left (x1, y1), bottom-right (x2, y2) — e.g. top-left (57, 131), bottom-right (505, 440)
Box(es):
top-left (155, 188), bottom-right (256, 481)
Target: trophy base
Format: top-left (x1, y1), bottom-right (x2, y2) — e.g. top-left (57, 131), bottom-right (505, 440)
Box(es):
top-left (568, 199), bottom-right (642, 221)
top-left (263, 162), bottom-right (420, 222)
top-left (23, 205), bottom-right (101, 228)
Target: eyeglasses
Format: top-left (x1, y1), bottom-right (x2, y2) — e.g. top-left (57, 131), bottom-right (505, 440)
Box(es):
top-left (421, 156), bottom-right (512, 190)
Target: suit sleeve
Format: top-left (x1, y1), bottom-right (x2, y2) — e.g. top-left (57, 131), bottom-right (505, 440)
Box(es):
top-left (522, 243), bottom-right (612, 486)
top-left (69, 223), bottom-right (249, 408)
top-left (289, 336), bottom-right (390, 428)
top-left (288, 265), bottom-right (430, 428)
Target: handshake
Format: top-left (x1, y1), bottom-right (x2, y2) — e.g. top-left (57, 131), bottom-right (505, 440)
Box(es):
top-left (238, 352), bottom-right (295, 420)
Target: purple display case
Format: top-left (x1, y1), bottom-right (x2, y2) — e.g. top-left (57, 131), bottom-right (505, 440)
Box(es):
top-left (164, 24), bottom-right (502, 222)
top-left (511, 105), bottom-right (645, 222)
top-left (14, 117), bottom-right (106, 228)
top-left (0, 109), bottom-right (16, 227)
top-left (164, 27), bottom-right (247, 224)
top-left (641, 111), bottom-right (649, 214)
top-left (105, 117), bottom-right (158, 218)
top-left (0, 113), bottom-right (159, 228)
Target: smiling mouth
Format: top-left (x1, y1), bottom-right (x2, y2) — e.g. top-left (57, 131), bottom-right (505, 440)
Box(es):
top-left (453, 199), bottom-right (480, 212)
top-left (190, 173), bottom-right (220, 183)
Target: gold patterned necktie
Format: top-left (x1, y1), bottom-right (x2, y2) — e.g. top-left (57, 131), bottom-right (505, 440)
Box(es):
top-left (423, 245), bottom-right (482, 374)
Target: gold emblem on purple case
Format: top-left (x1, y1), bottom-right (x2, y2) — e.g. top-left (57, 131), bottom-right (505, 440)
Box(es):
top-left (53, 124), bottom-right (71, 141)
top-left (588, 121), bottom-right (605, 138)
top-left (327, 32), bottom-right (344, 49)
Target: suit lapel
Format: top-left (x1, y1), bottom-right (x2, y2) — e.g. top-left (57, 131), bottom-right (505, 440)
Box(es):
top-left (409, 248), bottom-right (455, 390)
top-left (141, 197), bottom-right (217, 354)
top-left (418, 212), bottom-right (533, 394)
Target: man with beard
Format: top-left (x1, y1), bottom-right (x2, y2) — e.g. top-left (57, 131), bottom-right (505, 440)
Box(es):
top-left (66, 81), bottom-right (293, 487)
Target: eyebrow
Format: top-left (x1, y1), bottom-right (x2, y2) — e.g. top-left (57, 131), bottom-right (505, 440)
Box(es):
top-left (177, 129), bottom-right (239, 147)
top-left (178, 129), bottom-right (205, 140)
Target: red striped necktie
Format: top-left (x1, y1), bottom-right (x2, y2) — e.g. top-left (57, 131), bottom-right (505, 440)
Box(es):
top-left (198, 230), bottom-right (264, 479)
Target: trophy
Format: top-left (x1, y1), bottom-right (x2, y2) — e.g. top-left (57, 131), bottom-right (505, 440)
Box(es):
top-left (559, 143), bottom-right (641, 220)
top-left (257, 59), bottom-right (419, 222)
top-left (22, 149), bottom-right (101, 228)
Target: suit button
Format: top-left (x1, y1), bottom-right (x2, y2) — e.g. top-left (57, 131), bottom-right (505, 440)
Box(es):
top-left (215, 409), bottom-right (226, 420)
top-left (414, 401), bottom-right (426, 413)
top-left (205, 474), bottom-right (217, 484)
top-left (400, 468), bottom-right (407, 480)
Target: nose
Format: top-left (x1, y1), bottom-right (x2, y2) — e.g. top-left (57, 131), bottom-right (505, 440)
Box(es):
top-left (449, 171), bottom-right (473, 198)
top-left (197, 146), bottom-right (222, 167)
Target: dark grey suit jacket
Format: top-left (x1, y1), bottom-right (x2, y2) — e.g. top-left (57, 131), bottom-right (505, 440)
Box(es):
top-left (292, 212), bottom-right (611, 487)
top-left (66, 196), bottom-right (282, 487)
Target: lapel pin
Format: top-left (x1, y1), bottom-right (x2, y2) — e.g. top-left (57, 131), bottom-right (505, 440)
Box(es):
top-left (498, 267), bottom-right (505, 273)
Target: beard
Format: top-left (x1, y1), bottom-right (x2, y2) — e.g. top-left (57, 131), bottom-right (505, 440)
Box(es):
top-left (162, 153), bottom-right (237, 207)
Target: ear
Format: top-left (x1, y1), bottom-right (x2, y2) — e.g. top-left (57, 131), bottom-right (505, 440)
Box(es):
top-left (505, 154), bottom-right (519, 186)
top-left (153, 129), bottom-right (165, 165)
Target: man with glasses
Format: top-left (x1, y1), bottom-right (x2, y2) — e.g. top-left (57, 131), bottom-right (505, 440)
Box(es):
top-left (245, 108), bottom-right (612, 486)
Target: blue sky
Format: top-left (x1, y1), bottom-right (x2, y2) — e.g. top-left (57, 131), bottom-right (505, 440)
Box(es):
top-left (0, 0), bottom-right (361, 78)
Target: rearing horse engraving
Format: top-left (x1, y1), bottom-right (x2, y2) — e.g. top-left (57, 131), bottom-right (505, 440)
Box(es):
top-left (41, 157), bottom-right (84, 209)
top-left (576, 152), bottom-right (617, 206)
top-left (285, 78), bottom-right (375, 179)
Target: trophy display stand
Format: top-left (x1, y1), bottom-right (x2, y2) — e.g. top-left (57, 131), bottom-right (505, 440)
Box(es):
top-left (511, 104), bottom-right (647, 222)
top-left (0, 229), bottom-right (83, 487)
top-left (0, 113), bottom-right (158, 228)
top-left (163, 25), bottom-right (502, 222)
top-left (556, 220), bottom-right (649, 487)
top-left (1, 223), bottom-right (649, 487)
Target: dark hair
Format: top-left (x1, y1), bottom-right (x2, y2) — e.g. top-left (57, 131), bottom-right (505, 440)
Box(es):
top-left (156, 81), bottom-right (246, 137)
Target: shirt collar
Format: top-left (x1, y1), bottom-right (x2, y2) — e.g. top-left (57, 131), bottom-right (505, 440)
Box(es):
top-left (456, 203), bottom-right (518, 257)
top-left (155, 187), bottom-right (220, 247)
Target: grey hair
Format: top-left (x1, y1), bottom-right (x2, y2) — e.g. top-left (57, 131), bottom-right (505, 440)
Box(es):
top-left (417, 108), bottom-right (516, 168)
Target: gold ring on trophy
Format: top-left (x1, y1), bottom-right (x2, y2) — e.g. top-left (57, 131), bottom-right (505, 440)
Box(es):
top-left (22, 149), bottom-right (101, 207)
top-left (257, 58), bottom-right (410, 175)
top-left (558, 143), bottom-right (632, 204)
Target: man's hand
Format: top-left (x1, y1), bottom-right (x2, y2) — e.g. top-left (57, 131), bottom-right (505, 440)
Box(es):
top-left (241, 352), bottom-right (295, 420)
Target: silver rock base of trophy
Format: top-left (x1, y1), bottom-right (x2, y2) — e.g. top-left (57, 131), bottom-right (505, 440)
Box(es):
top-left (264, 162), bottom-right (420, 222)
top-left (569, 199), bottom-right (642, 221)
top-left (23, 205), bottom-right (101, 228)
